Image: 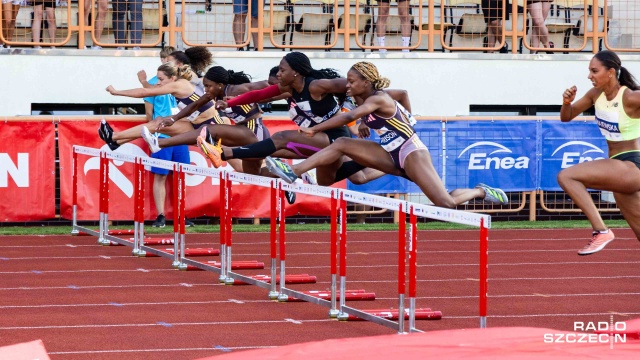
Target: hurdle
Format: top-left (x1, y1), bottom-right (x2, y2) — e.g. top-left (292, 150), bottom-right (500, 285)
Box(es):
top-left (212, 172), bottom-right (288, 292)
top-left (71, 147), bottom-right (211, 266)
top-left (319, 188), bottom-right (490, 334)
top-left (71, 146), bottom-right (490, 333)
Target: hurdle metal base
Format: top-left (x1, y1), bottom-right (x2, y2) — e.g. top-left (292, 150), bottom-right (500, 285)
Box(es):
top-left (180, 258), bottom-right (222, 274)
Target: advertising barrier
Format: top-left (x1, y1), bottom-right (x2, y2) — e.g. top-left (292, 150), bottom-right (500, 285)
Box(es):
top-left (0, 117), bottom-right (609, 221)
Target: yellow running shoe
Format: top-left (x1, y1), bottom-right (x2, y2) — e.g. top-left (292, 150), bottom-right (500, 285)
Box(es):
top-left (197, 131), bottom-right (224, 168)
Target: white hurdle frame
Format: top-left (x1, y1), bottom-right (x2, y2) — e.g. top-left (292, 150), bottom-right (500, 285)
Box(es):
top-left (70, 146), bottom-right (491, 332)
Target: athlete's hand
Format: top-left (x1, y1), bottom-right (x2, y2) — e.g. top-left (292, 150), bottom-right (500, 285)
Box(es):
top-left (216, 100), bottom-right (229, 110)
top-left (156, 116), bottom-right (175, 130)
top-left (299, 127), bottom-right (316, 137)
top-left (106, 85), bottom-right (117, 95)
top-left (563, 86), bottom-right (577, 105)
top-left (358, 122), bottom-right (370, 139)
top-left (137, 70), bottom-right (147, 84)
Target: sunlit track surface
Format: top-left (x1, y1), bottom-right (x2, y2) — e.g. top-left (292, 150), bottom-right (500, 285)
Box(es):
top-left (0, 229), bottom-right (639, 359)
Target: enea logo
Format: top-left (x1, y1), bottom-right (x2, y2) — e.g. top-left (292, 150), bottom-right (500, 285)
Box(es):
top-left (458, 141), bottom-right (530, 170)
top-left (551, 141), bottom-right (605, 169)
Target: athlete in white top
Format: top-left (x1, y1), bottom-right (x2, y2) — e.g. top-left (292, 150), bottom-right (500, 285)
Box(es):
top-left (559, 50), bottom-right (640, 255)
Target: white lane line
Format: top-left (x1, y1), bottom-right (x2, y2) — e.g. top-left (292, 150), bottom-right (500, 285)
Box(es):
top-left (419, 312), bottom-right (640, 320)
top-left (412, 292), bottom-right (640, 300)
top-left (0, 283), bottom-right (220, 291)
top-left (99, 255), bottom-right (111, 259)
top-left (281, 261), bottom-right (640, 270)
top-left (0, 269), bottom-right (173, 274)
top-left (285, 318), bottom-right (302, 324)
top-left (0, 318), bottom-right (334, 330)
top-left (48, 346), bottom-right (276, 355)
top-left (0, 299), bottom-right (272, 309)
top-left (3, 256), bottom-right (140, 260)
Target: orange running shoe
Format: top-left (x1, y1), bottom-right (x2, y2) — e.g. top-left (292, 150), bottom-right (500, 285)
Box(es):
top-left (578, 230), bottom-right (615, 256)
top-left (197, 130), bottom-right (223, 168)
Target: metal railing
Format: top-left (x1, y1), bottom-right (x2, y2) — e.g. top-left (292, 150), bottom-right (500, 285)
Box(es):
top-left (0, 0), bottom-right (636, 52)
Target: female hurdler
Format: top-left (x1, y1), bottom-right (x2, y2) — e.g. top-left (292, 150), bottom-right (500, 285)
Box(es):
top-left (558, 50), bottom-right (640, 255)
top-left (265, 61), bottom-right (509, 208)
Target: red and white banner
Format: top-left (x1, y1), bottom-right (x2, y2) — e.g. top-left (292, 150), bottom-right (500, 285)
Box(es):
top-left (0, 121), bottom-right (55, 221)
top-left (58, 119), bottom-right (341, 221)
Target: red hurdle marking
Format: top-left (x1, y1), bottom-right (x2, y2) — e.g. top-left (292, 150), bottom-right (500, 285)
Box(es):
top-left (346, 308), bottom-right (442, 321)
top-left (288, 291), bottom-right (376, 302)
top-left (208, 260), bottom-right (265, 270)
top-left (233, 274), bottom-right (317, 285)
top-left (479, 218), bottom-right (489, 328)
top-left (129, 238), bottom-right (174, 245)
top-left (77, 229), bottom-right (138, 236)
top-left (165, 248), bottom-right (220, 256)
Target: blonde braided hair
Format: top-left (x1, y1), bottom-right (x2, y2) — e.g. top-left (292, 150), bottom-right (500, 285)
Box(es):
top-left (351, 61), bottom-right (390, 90)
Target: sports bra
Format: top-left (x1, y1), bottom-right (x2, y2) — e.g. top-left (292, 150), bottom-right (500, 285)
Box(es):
top-left (594, 86), bottom-right (640, 141)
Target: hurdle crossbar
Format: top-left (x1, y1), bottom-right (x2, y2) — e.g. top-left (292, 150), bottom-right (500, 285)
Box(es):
top-left (71, 146), bottom-right (491, 333)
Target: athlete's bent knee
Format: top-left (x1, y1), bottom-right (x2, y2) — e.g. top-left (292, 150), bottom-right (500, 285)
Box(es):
top-left (557, 171), bottom-right (570, 190)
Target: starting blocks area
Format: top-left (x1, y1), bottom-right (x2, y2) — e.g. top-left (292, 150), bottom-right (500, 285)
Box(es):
top-left (71, 146), bottom-right (491, 333)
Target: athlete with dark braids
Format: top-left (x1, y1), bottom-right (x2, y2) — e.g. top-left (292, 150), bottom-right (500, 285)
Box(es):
top-left (199, 52), bottom-right (400, 187)
top-left (266, 61), bottom-right (509, 207)
top-left (140, 65), bottom-right (270, 175)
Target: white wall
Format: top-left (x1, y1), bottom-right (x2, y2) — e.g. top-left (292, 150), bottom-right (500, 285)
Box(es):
top-left (1, 50), bottom-right (640, 117)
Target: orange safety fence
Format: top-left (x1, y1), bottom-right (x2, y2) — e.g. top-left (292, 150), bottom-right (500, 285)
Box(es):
top-left (0, 1), bottom-right (637, 51)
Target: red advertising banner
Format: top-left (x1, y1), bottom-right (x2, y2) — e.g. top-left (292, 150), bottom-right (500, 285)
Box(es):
top-left (0, 121), bottom-right (55, 221)
top-left (58, 118), bottom-right (340, 221)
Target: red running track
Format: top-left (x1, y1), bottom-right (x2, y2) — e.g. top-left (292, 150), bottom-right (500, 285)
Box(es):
top-left (0, 228), bottom-right (639, 359)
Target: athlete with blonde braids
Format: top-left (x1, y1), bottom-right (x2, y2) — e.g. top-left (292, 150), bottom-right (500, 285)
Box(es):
top-left (266, 61), bottom-right (509, 207)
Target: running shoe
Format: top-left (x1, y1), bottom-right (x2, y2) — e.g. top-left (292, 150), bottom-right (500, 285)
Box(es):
top-left (152, 214), bottom-right (166, 228)
top-left (475, 183), bottom-right (509, 204)
top-left (578, 230), bottom-right (615, 256)
top-left (197, 128), bottom-right (223, 168)
top-left (301, 170), bottom-right (317, 185)
top-left (99, 119), bottom-right (120, 151)
top-left (265, 157), bottom-right (299, 184)
top-left (141, 126), bottom-right (161, 153)
top-left (284, 190), bottom-right (296, 205)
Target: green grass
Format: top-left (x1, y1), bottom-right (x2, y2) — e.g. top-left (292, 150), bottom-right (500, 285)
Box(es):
top-left (0, 220), bottom-right (629, 236)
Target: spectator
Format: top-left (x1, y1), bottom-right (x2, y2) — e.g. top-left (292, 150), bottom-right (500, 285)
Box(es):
top-left (32, 0), bottom-right (57, 49)
top-left (113, 0), bottom-right (142, 50)
top-left (376, 0), bottom-right (411, 52)
top-left (1, 0), bottom-right (21, 48)
top-left (85, 0), bottom-right (108, 49)
top-left (527, 0), bottom-right (553, 53)
top-left (233, 0), bottom-right (258, 50)
top-left (142, 46), bottom-right (194, 228)
top-left (482, 0), bottom-right (509, 53)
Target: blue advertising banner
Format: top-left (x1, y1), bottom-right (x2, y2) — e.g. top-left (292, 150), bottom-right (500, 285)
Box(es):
top-left (444, 121), bottom-right (537, 192)
top-left (348, 120), bottom-right (443, 194)
top-left (539, 120), bottom-right (608, 191)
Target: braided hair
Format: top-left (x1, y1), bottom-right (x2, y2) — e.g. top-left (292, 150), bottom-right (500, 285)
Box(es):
top-left (351, 61), bottom-right (390, 90)
top-left (205, 66), bottom-right (252, 85)
top-left (283, 52), bottom-right (345, 103)
top-left (283, 52), bottom-right (341, 80)
top-left (594, 50), bottom-right (639, 91)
